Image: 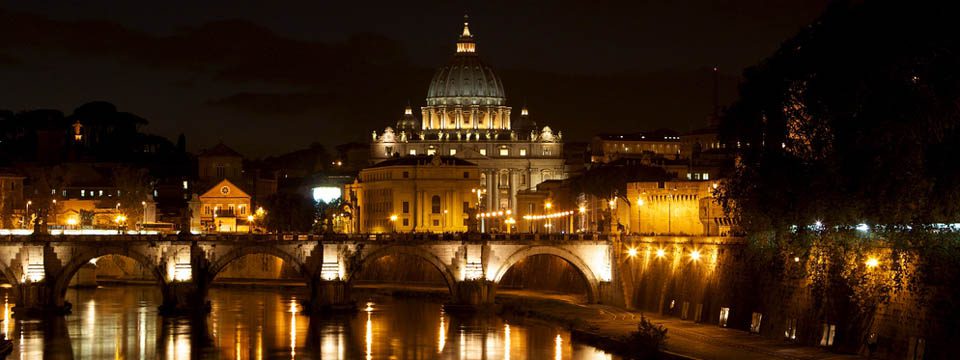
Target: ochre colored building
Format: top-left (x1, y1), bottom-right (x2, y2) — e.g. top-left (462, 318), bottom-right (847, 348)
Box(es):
top-left (346, 155), bottom-right (479, 233)
top-left (199, 179), bottom-right (251, 232)
top-left (626, 180), bottom-right (731, 236)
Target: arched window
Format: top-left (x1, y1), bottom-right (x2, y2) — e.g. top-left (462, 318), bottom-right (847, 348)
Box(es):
top-left (432, 195), bottom-right (441, 214)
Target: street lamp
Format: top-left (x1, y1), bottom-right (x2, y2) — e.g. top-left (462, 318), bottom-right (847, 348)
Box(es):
top-left (389, 214), bottom-right (398, 233)
top-left (247, 215), bottom-right (255, 234)
top-left (24, 200), bottom-right (32, 229)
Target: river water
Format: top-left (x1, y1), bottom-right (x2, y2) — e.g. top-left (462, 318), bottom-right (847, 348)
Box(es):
top-left (0, 286), bottom-right (620, 359)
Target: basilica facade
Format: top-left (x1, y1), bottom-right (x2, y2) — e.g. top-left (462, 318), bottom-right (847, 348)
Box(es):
top-left (370, 17), bottom-right (566, 214)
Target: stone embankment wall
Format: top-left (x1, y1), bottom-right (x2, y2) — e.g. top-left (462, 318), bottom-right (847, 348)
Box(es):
top-left (616, 236), bottom-right (939, 359)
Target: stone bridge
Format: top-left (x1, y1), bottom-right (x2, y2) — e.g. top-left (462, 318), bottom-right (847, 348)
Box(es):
top-left (0, 234), bottom-right (618, 316)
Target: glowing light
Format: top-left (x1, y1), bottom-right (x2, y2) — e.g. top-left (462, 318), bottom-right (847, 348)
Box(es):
top-left (690, 250), bottom-right (701, 261)
top-left (290, 299), bottom-right (297, 360)
top-left (856, 223), bottom-right (870, 232)
top-left (504, 324), bottom-right (511, 360)
top-left (608, 199), bottom-right (615, 207)
top-left (66, 217), bottom-right (78, 226)
top-left (578, 206), bottom-right (586, 213)
top-left (626, 248), bottom-right (638, 257)
top-left (312, 186), bottom-right (342, 204)
top-left (389, 214), bottom-right (398, 222)
top-left (545, 202), bottom-right (552, 210)
top-left (637, 198), bottom-right (644, 206)
top-left (865, 257), bottom-right (880, 268)
top-left (438, 312), bottom-right (446, 354)
top-left (655, 248), bottom-right (666, 258)
top-left (247, 215), bottom-right (254, 222)
top-left (365, 307), bottom-right (373, 360)
top-left (794, 256), bottom-right (800, 263)
top-left (554, 334), bottom-right (563, 360)
top-left (89, 257), bottom-right (99, 265)
top-left (365, 302), bottom-right (374, 313)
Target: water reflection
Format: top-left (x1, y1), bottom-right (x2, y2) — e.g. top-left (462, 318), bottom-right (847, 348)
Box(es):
top-left (0, 286), bottom-right (619, 359)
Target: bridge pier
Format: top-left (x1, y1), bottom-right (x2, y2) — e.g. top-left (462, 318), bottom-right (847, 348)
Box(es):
top-left (446, 280), bottom-right (497, 311)
top-left (12, 282), bottom-right (71, 317)
top-left (304, 279), bottom-right (355, 313)
top-left (158, 281), bottom-right (211, 316)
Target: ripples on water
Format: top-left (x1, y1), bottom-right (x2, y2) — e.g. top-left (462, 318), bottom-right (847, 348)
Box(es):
top-left (0, 286), bottom-right (619, 359)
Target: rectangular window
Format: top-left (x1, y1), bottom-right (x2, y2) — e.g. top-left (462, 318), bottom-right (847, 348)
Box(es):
top-left (463, 172), bottom-right (469, 179)
top-left (820, 323), bottom-right (836, 346)
top-left (409, 149), bottom-right (417, 155)
top-left (433, 219), bottom-right (440, 226)
top-left (463, 201), bottom-right (469, 212)
top-left (402, 218), bottom-right (409, 226)
top-left (519, 148), bottom-right (527, 156)
top-left (499, 148), bottom-right (509, 156)
top-left (402, 171), bottom-right (409, 178)
top-left (182, 180), bottom-right (189, 190)
top-left (543, 149), bottom-right (551, 156)
top-left (427, 148), bottom-right (436, 155)
top-left (479, 148), bottom-right (487, 156)
top-left (402, 201), bottom-right (410, 214)
top-left (449, 149), bottom-right (457, 156)
top-left (718, 307), bottom-right (730, 327)
top-left (785, 318), bottom-right (797, 340)
top-left (750, 312), bottom-right (763, 333)
top-left (703, 173), bottom-right (710, 180)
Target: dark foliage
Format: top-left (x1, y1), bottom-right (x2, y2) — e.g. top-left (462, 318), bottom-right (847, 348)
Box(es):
top-left (719, 1), bottom-right (960, 232)
top-left (262, 192), bottom-right (315, 233)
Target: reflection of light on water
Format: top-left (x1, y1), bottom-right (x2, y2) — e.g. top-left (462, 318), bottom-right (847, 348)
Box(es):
top-left (289, 298), bottom-right (297, 360)
top-left (321, 324), bottom-right (344, 360)
top-left (365, 309), bottom-right (373, 360)
top-left (256, 324), bottom-right (263, 360)
top-left (437, 311), bottom-right (445, 354)
top-left (504, 324), bottom-right (511, 360)
top-left (235, 323), bottom-right (241, 360)
top-left (86, 299), bottom-right (96, 356)
top-left (3, 294), bottom-right (10, 339)
top-left (555, 334), bottom-right (563, 360)
top-left (138, 308), bottom-right (146, 360)
top-left (459, 329), bottom-right (465, 359)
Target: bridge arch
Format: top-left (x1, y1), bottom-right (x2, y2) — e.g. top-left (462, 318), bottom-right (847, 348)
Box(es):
top-left (348, 245), bottom-right (458, 298)
top-left (206, 245), bottom-right (310, 282)
top-left (492, 246), bottom-right (600, 303)
top-left (50, 246), bottom-right (167, 307)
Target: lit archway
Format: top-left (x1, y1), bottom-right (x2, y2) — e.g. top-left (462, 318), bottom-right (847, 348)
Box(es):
top-left (493, 246), bottom-right (599, 303)
top-left (348, 245), bottom-right (458, 299)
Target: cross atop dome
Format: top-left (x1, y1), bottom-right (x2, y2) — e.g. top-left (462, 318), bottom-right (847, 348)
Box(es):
top-left (456, 14), bottom-right (476, 54)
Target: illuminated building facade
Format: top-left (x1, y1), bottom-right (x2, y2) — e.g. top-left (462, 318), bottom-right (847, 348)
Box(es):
top-left (370, 17), bottom-right (566, 215)
top-left (199, 179), bottom-right (252, 232)
top-left (345, 155), bottom-right (479, 233)
top-left (626, 180), bottom-right (731, 236)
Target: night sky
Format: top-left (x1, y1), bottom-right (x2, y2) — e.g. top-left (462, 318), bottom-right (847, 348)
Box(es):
top-left (0, 1), bottom-right (829, 157)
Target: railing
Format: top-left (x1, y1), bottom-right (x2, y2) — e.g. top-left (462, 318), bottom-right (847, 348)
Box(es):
top-left (0, 232), bottom-right (618, 243)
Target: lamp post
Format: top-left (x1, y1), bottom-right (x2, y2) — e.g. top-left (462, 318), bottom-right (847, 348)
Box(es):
top-left (141, 201), bottom-right (147, 233)
top-left (247, 215), bottom-right (255, 234)
top-left (389, 214), bottom-right (398, 233)
top-left (24, 200), bottom-right (32, 229)
top-left (545, 201), bottom-right (552, 234)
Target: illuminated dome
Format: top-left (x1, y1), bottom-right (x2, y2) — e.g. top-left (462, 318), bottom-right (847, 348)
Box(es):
top-left (421, 16), bottom-right (512, 131)
top-left (425, 18), bottom-right (506, 107)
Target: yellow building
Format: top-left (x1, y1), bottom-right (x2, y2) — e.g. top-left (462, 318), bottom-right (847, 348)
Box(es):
top-left (626, 180), bottom-right (731, 236)
top-left (199, 179), bottom-right (252, 232)
top-left (346, 155), bottom-right (479, 233)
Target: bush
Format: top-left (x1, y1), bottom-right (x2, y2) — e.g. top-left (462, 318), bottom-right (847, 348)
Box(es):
top-left (627, 314), bottom-right (668, 358)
